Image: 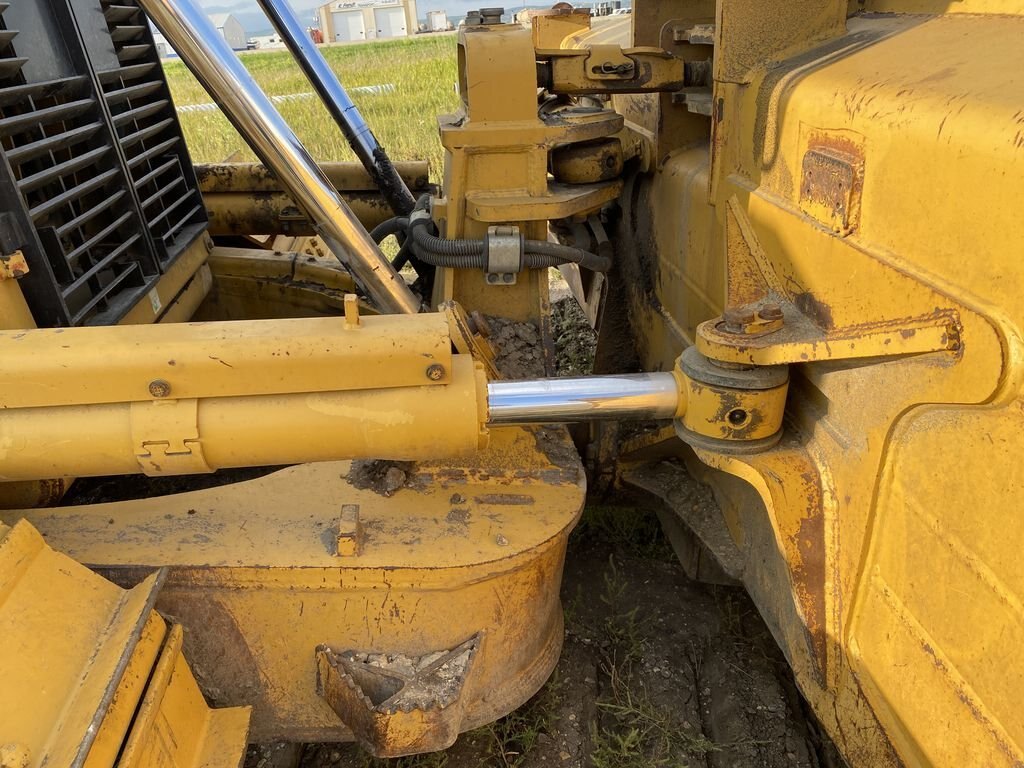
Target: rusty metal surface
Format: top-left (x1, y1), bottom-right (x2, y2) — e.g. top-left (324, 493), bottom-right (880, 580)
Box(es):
top-left (194, 162), bottom-right (429, 194)
top-left (798, 132), bottom-right (865, 235)
top-left (195, 162), bottom-right (431, 237)
top-left (316, 637), bottom-right (478, 756)
top-left (605, 2), bottom-right (1023, 765)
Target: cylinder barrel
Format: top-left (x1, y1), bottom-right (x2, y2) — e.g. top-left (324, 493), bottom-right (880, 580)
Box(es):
top-left (0, 357), bottom-right (487, 481)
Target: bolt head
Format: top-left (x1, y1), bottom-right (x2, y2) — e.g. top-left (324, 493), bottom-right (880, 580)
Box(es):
top-left (722, 306), bottom-right (755, 332)
top-left (148, 379), bottom-right (171, 398)
top-left (426, 363), bottom-right (446, 381)
top-left (759, 303), bottom-right (784, 321)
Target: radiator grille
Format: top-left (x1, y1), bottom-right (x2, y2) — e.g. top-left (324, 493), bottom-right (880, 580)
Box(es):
top-left (0, 0), bottom-right (205, 326)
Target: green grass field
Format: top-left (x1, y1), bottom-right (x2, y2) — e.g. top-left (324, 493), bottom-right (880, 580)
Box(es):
top-left (163, 35), bottom-right (460, 180)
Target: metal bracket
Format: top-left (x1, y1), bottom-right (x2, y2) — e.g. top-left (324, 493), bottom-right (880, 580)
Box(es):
top-left (543, 46), bottom-right (686, 95)
top-left (441, 300), bottom-right (499, 378)
top-left (130, 399), bottom-right (212, 476)
top-left (696, 197), bottom-right (961, 366)
top-left (316, 636), bottom-right (479, 757)
top-left (484, 225), bottom-right (522, 286)
top-left (585, 45), bottom-right (636, 79)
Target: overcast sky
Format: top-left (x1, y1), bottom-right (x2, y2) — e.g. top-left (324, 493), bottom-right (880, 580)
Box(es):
top-left (195, 0), bottom-right (487, 33)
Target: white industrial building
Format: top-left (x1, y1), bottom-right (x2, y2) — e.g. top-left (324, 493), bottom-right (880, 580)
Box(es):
top-left (209, 13), bottom-right (248, 50)
top-left (152, 31), bottom-right (172, 58)
top-left (248, 33), bottom-right (288, 50)
top-left (316, 0), bottom-right (418, 43)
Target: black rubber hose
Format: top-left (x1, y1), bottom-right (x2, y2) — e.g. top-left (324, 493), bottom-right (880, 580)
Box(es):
top-left (407, 194), bottom-right (609, 272)
top-left (391, 236), bottom-right (414, 271)
top-left (410, 217), bottom-right (485, 257)
top-left (409, 244), bottom-right (607, 272)
top-left (369, 216), bottom-right (408, 244)
top-left (410, 244), bottom-right (487, 269)
top-left (524, 238), bottom-right (611, 272)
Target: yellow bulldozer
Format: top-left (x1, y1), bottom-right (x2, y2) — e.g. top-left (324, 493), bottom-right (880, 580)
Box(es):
top-left (0, 0), bottom-right (1020, 766)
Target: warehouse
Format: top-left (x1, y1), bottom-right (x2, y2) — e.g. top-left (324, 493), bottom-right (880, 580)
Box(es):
top-left (209, 12), bottom-right (247, 50)
top-left (316, 0), bottom-right (418, 43)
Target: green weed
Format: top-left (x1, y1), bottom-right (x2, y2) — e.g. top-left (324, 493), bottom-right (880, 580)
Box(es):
top-left (573, 504), bottom-right (673, 560)
top-left (591, 661), bottom-right (718, 768)
top-left (472, 671), bottom-right (565, 767)
top-left (354, 752), bottom-right (448, 768)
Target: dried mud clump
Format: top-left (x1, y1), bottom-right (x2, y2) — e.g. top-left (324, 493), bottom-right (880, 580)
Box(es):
top-left (488, 316), bottom-right (545, 379)
top-left (347, 460), bottom-right (414, 496)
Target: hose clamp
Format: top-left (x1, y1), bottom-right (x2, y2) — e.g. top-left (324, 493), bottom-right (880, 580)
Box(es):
top-left (408, 207), bottom-right (432, 226)
top-left (484, 225), bottom-right (523, 285)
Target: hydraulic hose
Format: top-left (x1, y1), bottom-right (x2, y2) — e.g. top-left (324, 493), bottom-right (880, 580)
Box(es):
top-left (524, 238), bottom-right (611, 272)
top-left (255, 0), bottom-right (417, 217)
top-left (370, 216), bottom-right (417, 271)
top-left (370, 216), bottom-right (409, 244)
top-left (403, 196), bottom-right (611, 272)
top-left (410, 217), bottom-right (485, 257)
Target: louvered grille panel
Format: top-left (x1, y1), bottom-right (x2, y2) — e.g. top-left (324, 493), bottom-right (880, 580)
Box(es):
top-left (0, 0), bottom-right (206, 327)
top-left (96, 0), bottom-right (205, 264)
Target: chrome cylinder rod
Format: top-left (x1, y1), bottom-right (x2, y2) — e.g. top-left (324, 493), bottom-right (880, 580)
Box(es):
top-left (487, 373), bottom-right (680, 424)
top-left (139, 0), bottom-right (420, 315)
top-left (256, 0), bottom-right (416, 215)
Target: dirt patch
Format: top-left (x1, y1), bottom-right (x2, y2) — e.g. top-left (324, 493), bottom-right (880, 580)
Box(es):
top-left (551, 297), bottom-right (597, 377)
top-left (347, 460), bottom-right (416, 497)
top-left (487, 316), bottom-right (545, 379)
top-left (486, 295), bottom-right (595, 381)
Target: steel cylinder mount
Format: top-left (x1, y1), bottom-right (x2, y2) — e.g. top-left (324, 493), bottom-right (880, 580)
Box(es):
top-left (673, 346), bottom-right (789, 454)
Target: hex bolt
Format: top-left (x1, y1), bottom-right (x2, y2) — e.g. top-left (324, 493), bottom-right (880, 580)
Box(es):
top-left (148, 379), bottom-right (172, 398)
top-left (722, 306), bottom-right (755, 333)
top-left (426, 363), bottom-right (446, 381)
top-left (759, 303), bottom-right (784, 321)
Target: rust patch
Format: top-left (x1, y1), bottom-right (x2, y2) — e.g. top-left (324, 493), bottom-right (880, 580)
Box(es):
top-left (473, 494), bottom-right (535, 506)
top-left (743, 448), bottom-right (829, 686)
top-left (793, 291), bottom-right (835, 330)
top-left (799, 132), bottom-right (865, 236)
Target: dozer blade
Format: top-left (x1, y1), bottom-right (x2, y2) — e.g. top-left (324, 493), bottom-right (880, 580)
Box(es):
top-left (0, 519), bottom-right (250, 768)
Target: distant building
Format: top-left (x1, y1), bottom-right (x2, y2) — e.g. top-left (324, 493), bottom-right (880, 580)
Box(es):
top-left (209, 13), bottom-right (247, 50)
top-left (316, 0), bottom-right (418, 43)
top-left (425, 9), bottom-right (449, 31)
top-left (249, 33), bottom-right (288, 50)
top-left (152, 31), bottom-right (173, 58)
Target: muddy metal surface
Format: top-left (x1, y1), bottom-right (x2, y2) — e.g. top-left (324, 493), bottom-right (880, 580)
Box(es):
top-left (249, 295), bottom-right (841, 768)
top-left (254, 491), bottom-right (839, 768)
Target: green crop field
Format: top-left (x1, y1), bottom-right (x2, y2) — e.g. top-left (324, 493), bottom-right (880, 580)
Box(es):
top-left (163, 34), bottom-right (460, 181)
